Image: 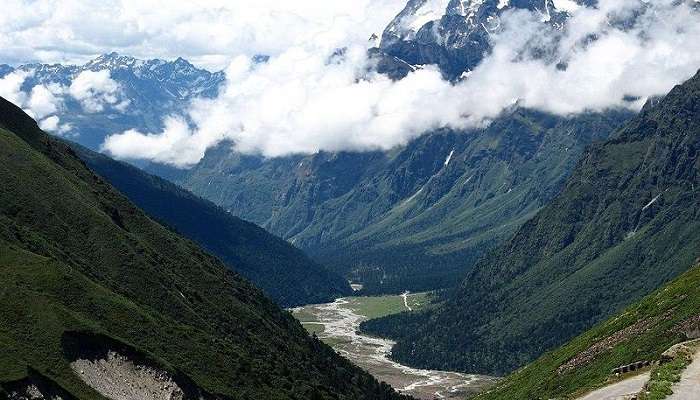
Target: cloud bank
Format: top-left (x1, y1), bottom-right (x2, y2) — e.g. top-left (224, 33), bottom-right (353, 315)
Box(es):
top-left (0, 71), bottom-right (69, 133)
top-left (0, 0), bottom-right (405, 71)
top-left (102, 0), bottom-right (700, 167)
top-left (0, 68), bottom-right (127, 134)
top-left (69, 70), bottom-right (129, 113)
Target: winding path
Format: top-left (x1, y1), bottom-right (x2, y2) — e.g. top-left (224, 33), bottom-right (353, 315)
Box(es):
top-left (575, 372), bottom-right (650, 400)
top-left (401, 291), bottom-right (412, 311)
top-left (667, 348), bottom-right (700, 400)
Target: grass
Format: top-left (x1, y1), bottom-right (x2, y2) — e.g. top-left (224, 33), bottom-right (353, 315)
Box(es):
top-left (302, 323), bottom-right (326, 336)
top-left (346, 293), bottom-right (432, 320)
top-left (474, 261), bottom-right (700, 400)
top-left (639, 342), bottom-right (697, 400)
top-left (292, 308), bottom-right (320, 323)
top-left (291, 292), bottom-right (432, 349)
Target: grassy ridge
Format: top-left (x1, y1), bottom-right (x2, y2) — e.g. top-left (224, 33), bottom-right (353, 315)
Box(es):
top-left (476, 261), bottom-right (700, 399)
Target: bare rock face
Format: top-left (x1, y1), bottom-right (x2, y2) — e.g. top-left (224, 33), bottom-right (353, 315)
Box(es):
top-left (61, 332), bottom-right (221, 400)
top-left (70, 351), bottom-right (186, 400)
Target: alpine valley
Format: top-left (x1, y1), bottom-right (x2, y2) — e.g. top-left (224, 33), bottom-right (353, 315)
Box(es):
top-left (2, 0), bottom-right (700, 400)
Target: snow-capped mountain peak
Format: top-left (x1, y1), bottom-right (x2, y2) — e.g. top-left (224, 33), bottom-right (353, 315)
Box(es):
top-left (377, 0), bottom-right (580, 80)
top-left (85, 52), bottom-right (143, 71)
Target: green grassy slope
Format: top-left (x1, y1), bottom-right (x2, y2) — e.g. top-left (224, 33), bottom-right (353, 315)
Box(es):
top-left (72, 144), bottom-right (351, 307)
top-left (476, 260), bottom-right (700, 400)
top-left (362, 71), bottom-right (700, 375)
top-left (0, 96), bottom-right (408, 400)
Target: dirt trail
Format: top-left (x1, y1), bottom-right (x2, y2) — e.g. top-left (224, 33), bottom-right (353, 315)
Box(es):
top-left (401, 291), bottom-right (412, 311)
top-left (575, 372), bottom-right (650, 400)
top-left (667, 348), bottom-right (700, 400)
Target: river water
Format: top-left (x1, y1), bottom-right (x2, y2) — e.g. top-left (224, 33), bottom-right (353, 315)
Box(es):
top-left (292, 298), bottom-right (498, 399)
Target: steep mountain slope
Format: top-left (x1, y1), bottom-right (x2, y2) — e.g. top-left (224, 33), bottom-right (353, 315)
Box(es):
top-left (477, 259), bottom-right (700, 400)
top-left (71, 144), bottom-right (351, 307)
top-left (362, 70), bottom-right (700, 375)
top-left (0, 96), bottom-right (407, 400)
top-left (175, 109), bottom-right (630, 293)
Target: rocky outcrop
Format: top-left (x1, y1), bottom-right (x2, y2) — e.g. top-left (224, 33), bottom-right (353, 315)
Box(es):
top-left (62, 332), bottom-right (225, 400)
top-left (71, 351), bottom-right (188, 400)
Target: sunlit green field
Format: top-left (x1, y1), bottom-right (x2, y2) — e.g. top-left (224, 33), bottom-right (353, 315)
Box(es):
top-left (345, 292), bottom-right (432, 320)
top-left (294, 292), bottom-right (433, 338)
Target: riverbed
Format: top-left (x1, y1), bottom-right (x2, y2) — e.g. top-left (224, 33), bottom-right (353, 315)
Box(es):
top-left (292, 296), bottom-right (497, 399)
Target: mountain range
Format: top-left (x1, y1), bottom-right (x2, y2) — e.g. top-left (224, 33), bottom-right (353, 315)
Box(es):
top-left (0, 0), bottom-right (633, 297)
top-left (171, 109), bottom-right (630, 294)
top-left (0, 53), bottom-right (224, 150)
top-left (158, 0), bottom-right (632, 294)
top-left (2, 1), bottom-right (700, 398)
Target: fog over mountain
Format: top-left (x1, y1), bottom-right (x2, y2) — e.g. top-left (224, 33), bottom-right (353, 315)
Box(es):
top-left (100, 0), bottom-right (700, 166)
top-left (3, 1), bottom-right (700, 168)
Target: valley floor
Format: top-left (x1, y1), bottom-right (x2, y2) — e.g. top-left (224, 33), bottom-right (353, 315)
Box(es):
top-left (292, 294), bottom-right (498, 399)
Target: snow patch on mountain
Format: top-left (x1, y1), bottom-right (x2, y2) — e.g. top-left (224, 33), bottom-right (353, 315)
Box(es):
top-left (391, 0), bottom-right (451, 35)
top-left (444, 150), bottom-right (455, 166)
top-left (458, 0), bottom-right (486, 24)
top-left (552, 0), bottom-right (581, 13)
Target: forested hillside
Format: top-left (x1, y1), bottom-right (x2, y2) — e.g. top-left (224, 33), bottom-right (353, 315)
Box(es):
top-left (73, 145), bottom-right (351, 307)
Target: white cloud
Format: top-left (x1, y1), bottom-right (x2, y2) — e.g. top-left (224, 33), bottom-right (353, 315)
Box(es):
top-left (0, 71), bottom-right (29, 107)
top-left (0, 0), bottom-right (405, 70)
top-left (0, 71), bottom-right (72, 133)
top-left (37, 114), bottom-right (73, 136)
top-left (38, 115), bottom-right (59, 131)
top-left (552, 0), bottom-right (580, 13)
top-left (69, 70), bottom-right (126, 113)
top-left (0, 67), bottom-right (128, 134)
top-left (102, 0), bottom-right (700, 167)
top-left (28, 83), bottom-right (63, 119)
